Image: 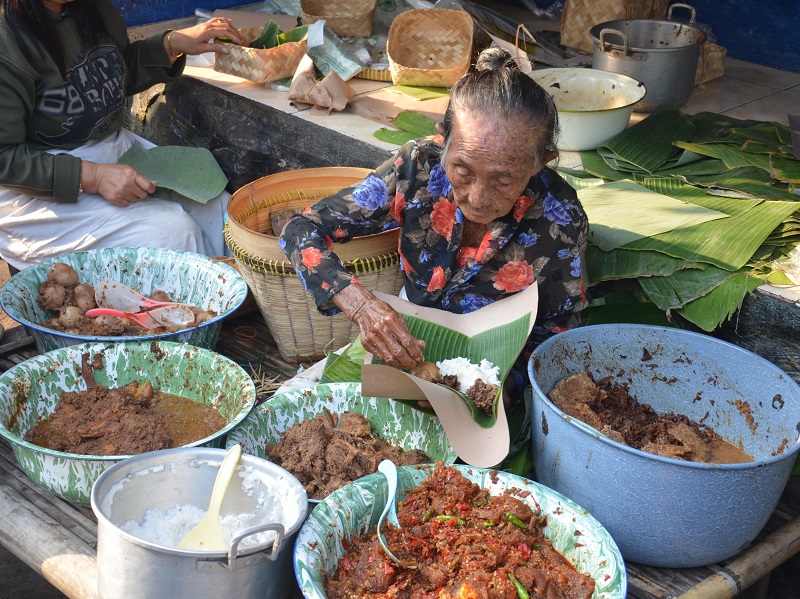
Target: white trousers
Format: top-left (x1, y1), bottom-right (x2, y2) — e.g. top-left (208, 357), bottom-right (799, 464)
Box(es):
top-left (0, 129), bottom-right (229, 271)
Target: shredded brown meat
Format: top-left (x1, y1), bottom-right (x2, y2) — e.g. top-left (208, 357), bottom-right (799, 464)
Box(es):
top-left (326, 462), bottom-right (596, 599)
top-left (267, 410), bottom-right (430, 500)
top-left (548, 371), bottom-right (751, 463)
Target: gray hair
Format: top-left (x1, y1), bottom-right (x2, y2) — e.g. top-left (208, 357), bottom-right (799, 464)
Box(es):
top-left (440, 47), bottom-right (558, 166)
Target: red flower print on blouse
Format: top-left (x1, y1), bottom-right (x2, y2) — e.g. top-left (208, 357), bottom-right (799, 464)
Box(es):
top-left (457, 247), bottom-right (477, 268)
top-left (493, 261), bottom-right (534, 292)
top-left (475, 234), bottom-right (491, 262)
top-left (399, 248), bottom-right (414, 274)
top-left (431, 198), bottom-right (457, 241)
top-left (390, 192), bottom-right (406, 224)
top-left (324, 235), bottom-right (334, 251)
top-left (513, 196), bottom-right (536, 222)
top-left (427, 266), bottom-right (447, 291)
top-left (301, 247), bottom-right (323, 269)
top-left (334, 227), bottom-right (346, 239)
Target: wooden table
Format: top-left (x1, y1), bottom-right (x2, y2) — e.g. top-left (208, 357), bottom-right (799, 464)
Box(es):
top-left (1, 312), bottom-right (799, 599)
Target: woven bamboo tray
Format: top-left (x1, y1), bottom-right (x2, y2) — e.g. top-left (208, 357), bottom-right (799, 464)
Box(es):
top-left (214, 26), bottom-right (307, 84)
top-left (301, 0), bottom-right (376, 38)
top-left (225, 167), bottom-right (403, 363)
top-left (387, 8), bottom-right (474, 88)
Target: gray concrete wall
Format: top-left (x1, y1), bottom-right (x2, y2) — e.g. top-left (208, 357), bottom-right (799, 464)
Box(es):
top-left (127, 77), bottom-right (390, 193)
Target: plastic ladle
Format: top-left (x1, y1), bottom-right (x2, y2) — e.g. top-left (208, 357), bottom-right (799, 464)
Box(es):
top-left (95, 280), bottom-right (192, 313)
top-left (376, 459), bottom-right (417, 569)
top-left (178, 444), bottom-right (242, 552)
top-left (84, 305), bottom-right (195, 328)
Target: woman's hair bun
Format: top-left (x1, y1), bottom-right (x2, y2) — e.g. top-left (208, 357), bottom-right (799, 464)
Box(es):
top-left (474, 47), bottom-right (519, 73)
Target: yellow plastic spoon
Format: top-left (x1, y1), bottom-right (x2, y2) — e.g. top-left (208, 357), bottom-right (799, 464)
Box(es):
top-left (178, 444), bottom-right (242, 552)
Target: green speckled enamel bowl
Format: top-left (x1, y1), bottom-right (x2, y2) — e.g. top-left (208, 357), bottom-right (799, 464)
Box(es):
top-left (0, 247), bottom-right (248, 353)
top-left (0, 341), bottom-right (256, 506)
top-left (294, 464), bottom-right (627, 599)
top-left (225, 382), bottom-right (458, 504)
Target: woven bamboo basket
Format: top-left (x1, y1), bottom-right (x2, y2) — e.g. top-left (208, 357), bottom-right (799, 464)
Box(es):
top-left (387, 8), bottom-right (474, 88)
top-left (560, 0), bottom-right (669, 55)
top-left (300, 0), bottom-right (376, 38)
top-left (225, 167), bottom-right (403, 363)
top-left (214, 26), bottom-right (307, 84)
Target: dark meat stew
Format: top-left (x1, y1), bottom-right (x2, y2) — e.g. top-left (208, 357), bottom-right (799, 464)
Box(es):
top-left (327, 462), bottom-right (596, 599)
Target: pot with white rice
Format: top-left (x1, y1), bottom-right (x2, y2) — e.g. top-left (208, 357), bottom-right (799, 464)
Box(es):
top-left (91, 447), bottom-right (307, 599)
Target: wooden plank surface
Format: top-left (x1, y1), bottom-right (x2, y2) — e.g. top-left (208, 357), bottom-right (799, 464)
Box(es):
top-left (1, 311), bottom-right (799, 598)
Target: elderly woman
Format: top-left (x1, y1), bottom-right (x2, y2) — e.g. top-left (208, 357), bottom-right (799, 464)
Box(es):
top-left (281, 48), bottom-right (589, 392)
top-left (0, 0), bottom-right (243, 270)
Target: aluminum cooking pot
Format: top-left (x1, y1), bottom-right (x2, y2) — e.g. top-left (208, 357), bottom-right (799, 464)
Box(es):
top-left (589, 3), bottom-right (706, 112)
top-left (91, 447), bottom-right (308, 599)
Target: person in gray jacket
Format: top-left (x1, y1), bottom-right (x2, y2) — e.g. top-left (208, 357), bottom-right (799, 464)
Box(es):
top-left (0, 0), bottom-right (242, 270)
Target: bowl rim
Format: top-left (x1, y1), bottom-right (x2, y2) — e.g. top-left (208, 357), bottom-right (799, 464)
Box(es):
top-left (529, 323), bottom-right (800, 470)
top-left (294, 462), bottom-right (628, 599)
top-left (0, 247), bottom-right (248, 342)
top-left (0, 340), bottom-right (257, 461)
top-left (529, 67), bottom-right (647, 113)
top-left (90, 446), bottom-right (309, 557)
top-left (226, 381), bottom-right (460, 505)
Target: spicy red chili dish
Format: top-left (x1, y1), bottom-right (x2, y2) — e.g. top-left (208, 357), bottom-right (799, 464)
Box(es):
top-left (326, 462), bottom-right (596, 599)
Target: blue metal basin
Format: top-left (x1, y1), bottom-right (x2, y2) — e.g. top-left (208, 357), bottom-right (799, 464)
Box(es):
top-left (528, 324), bottom-right (800, 568)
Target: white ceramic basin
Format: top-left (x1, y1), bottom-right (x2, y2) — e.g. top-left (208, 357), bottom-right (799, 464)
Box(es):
top-left (529, 67), bottom-right (647, 151)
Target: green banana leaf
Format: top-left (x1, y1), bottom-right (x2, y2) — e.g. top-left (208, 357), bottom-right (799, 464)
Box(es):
top-left (673, 141), bottom-right (772, 172)
top-left (391, 111), bottom-right (438, 137)
top-left (586, 287), bottom-right (675, 327)
top-left (250, 20), bottom-right (280, 49)
top-left (277, 25), bottom-right (308, 43)
top-left (770, 153), bottom-right (800, 184)
top-left (676, 272), bottom-right (764, 331)
top-left (373, 128), bottom-right (418, 145)
top-left (587, 246), bottom-right (703, 281)
top-left (597, 109), bottom-right (696, 174)
top-left (678, 167), bottom-right (800, 201)
top-left (623, 198), bottom-right (799, 271)
top-left (320, 336), bottom-right (366, 383)
top-left (117, 143), bottom-right (228, 204)
top-left (687, 112), bottom-right (760, 143)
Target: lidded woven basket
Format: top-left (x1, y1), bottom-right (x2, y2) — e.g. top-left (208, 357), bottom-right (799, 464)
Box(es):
top-left (387, 8), bottom-right (474, 87)
top-left (224, 167), bottom-right (403, 363)
top-left (214, 26), bottom-right (307, 84)
top-left (300, 0), bottom-right (376, 38)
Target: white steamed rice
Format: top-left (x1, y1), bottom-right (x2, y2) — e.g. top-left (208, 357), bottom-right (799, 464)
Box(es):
top-left (119, 465), bottom-right (304, 550)
top-left (435, 357), bottom-right (500, 394)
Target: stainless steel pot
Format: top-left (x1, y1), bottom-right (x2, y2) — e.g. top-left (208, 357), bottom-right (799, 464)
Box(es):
top-left (589, 3), bottom-right (706, 112)
top-left (91, 447), bottom-right (308, 599)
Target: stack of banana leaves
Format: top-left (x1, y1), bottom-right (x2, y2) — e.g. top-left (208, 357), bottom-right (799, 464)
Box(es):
top-left (558, 109), bottom-right (800, 332)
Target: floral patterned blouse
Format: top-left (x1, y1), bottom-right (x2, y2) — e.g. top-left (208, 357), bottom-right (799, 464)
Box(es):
top-left (280, 137), bottom-right (590, 376)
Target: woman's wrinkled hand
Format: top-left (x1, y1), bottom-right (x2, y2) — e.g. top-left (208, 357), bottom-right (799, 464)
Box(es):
top-left (333, 284), bottom-right (425, 370)
top-left (167, 17), bottom-right (244, 58)
top-left (81, 161), bottom-right (157, 208)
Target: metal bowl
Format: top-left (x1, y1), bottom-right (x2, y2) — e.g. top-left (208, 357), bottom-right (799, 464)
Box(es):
top-left (0, 341), bottom-right (256, 505)
top-left (0, 246), bottom-right (248, 353)
top-left (529, 67), bottom-right (646, 151)
top-left (294, 463), bottom-right (627, 599)
top-left (528, 324), bottom-right (800, 567)
top-left (225, 382), bottom-right (458, 506)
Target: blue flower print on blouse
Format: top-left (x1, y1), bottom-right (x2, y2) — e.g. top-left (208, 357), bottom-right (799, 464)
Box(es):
top-left (543, 194), bottom-right (571, 226)
top-left (557, 248), bottom-right (571, 259)
top-left (427, 164), bottom-right (452, 198)
top-left (519, 232), bottom-right (538, 247)
top-left (461, 293), bottom-right (494, 313)
top-left (353, 175), bottom-right (389, 210)
top-left (571, 254), bottom-right (582, 277)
